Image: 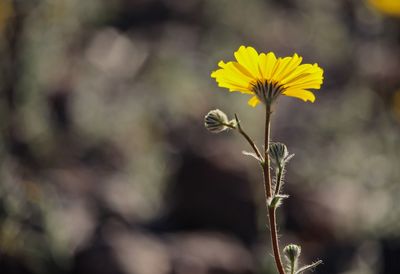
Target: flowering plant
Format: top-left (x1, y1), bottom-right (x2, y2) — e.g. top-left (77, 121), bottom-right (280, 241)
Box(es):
top-left (205, 46), bottom-right (324, 274)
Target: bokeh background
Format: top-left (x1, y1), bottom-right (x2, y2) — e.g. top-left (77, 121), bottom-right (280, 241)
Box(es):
top-left (0, 0), bottom-right (400, 273)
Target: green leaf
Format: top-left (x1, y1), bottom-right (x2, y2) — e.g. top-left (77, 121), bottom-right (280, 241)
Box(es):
top-left (295, 260), bottom-right (323, 274)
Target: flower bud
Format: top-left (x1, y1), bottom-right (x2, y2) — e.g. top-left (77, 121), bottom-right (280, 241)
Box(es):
top-left (269, 142), bottom-right (294, 168)
top-left (204, 109), bottom-right (235, 133)
top-left (283, 244), bottom-right (302, 264)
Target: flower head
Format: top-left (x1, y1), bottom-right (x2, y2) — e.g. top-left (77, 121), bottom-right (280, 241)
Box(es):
top-left (211, 46), bottom-right (324, 107)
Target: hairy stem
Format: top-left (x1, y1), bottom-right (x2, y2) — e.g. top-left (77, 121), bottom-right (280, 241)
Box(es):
top-left (225, 115), bottom-right (264, 164)
top-left (264, 105), bottom-right (286, 274)
top-left (274, 167), bottom-right (284, 196)
top-left (290, 260), bottom-right (295, 274)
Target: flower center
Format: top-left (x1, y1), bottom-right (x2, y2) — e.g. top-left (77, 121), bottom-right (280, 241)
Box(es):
top-left (251, 80), bottom-right (285, 105)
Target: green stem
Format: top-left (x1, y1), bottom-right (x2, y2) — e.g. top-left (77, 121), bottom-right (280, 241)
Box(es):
top-left (264, 105), bottom-right (286, 274)
top-left (274, 167), bottom-right (284, 196)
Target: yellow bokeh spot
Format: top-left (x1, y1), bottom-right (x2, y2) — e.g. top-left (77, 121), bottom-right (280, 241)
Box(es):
top-left (392, 90), bottom-right (400, 121)
top-left (0, 0), bottom-right (13, 33)
top-left (368, 0), bottom-right (400, 17)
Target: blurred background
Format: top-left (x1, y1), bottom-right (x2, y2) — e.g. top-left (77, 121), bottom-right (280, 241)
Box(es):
top-left (0, 0), bottom-right (399, 273)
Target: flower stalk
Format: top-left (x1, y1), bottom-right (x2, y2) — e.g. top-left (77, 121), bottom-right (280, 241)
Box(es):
top-left (274, 166), bottom-right (284, 196)
top-left (233, 114), bottom-right (264, 165)
top-left (205, 105), bottom-right (323, 273)
top-left (263, 105), bottom-right (286, 274)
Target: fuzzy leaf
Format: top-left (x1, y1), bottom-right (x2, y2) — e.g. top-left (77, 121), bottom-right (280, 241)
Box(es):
top-left (242, 150), bottom-right (262, 162)
top-left (295, 260), bottom-right (323, 274)
top-left (284, 153), bottom-right (295, 163)
top-left (268, 194), bottom-right (289, 209)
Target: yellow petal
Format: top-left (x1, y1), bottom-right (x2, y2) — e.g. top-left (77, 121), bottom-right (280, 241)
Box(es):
top-left (218, 82), bottom-right (253, 94)
top-left (275, 54), bottom-right (303, 82)
top-left (284, 69), bottom-right (324, 89)
top-left (282, 89), bottom-right (316, 102)
top-left (259, 52), bottom-right (277, 80)
top-left (211, 72), bottom-right (249, 89)
top-left (285, 80), bottom-right (323, 90)
top-left (270, 57), bottom-right (283, 81)
top-left (218, 60), bottom-right (227, 68)
top-left (234, 46), bottom-right (261, 78)
top-left (271, 56), bottom-right (294, 82)
top-left (247, 95), bottom-right (260, 107)
top-left (280, 64), bottom-right (314, 84)
top-left (282, 64), bottom-right (324, 87)
top-left (211, 63), bottom-right (253, 87)
top-left (231, 62), bottom-right (254, 79)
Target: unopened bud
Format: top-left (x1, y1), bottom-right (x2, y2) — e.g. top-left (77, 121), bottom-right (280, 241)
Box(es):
top-left (204, 109), bottom-right (235, 133)
top-left (283, 244), bottom-right (302, 263)
top-left (269, 142), bottom-right (294, 168)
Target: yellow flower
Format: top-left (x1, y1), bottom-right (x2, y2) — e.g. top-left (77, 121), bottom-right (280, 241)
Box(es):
top-left (368, 0), bottom-right (400, 17)
top-left (211, 46), bottom-right (324, 107)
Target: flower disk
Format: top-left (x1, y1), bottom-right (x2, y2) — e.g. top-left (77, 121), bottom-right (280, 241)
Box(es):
top-left (211, 46), bottom-right (324, 107)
